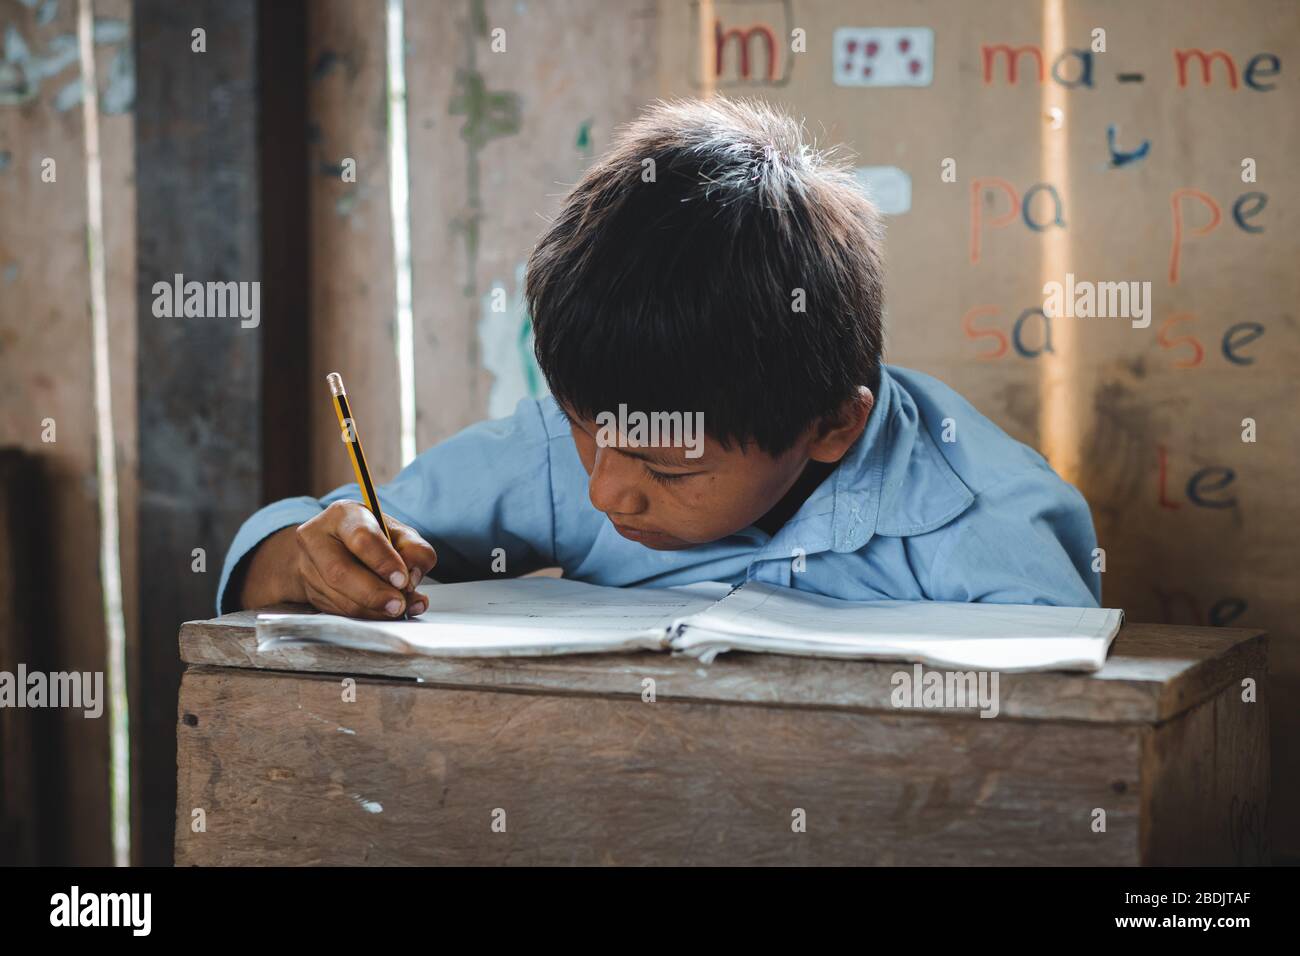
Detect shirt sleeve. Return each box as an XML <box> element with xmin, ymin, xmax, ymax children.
<box><xmin>924</xmin><ymin>473</ymin><xmax>1102</xmax><ymax>607</ymax></box>
<box><xmin>216</xmin><ymin>397</ymin><xmax>558</xmax><ymax>615</ymax></box>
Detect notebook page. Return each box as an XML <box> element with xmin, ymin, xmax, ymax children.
<box><xmin>256</xmin><ymin>577</ymin><xmax>726</xmax><ymax>658</ymax></box>
<box><xmin>673</xmin><ymin>581</ymin><xmax>1123</xmax><ymax>671</ymax></box>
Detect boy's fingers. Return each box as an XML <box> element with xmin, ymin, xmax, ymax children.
<box><xmin>304</xmin><ymin>546</ymin><xmax>407</xmax><ymax>619</ymax></box>
<box><xmin>404</xmin><ymin>588</ymin><xmax>428</xmax><ymax>616</ymax></box>
<box><xmin>387</xmin><ymin>520</ymin><xmax>438</xmax><ymax>584</ymax></box>
<box><xmin>299</xmin><ymin>561</ymin><xmax>357</xmax><ymax>616</ymax></box>
<box><xmin>334</xmin><ymin>508</ymin><xmax>410</xmax><ymax>589</ymax></box>
<box><xmin>301</xmin><ymin>574</ymin><xmax>363</xmax><ymax>619</ymax></box>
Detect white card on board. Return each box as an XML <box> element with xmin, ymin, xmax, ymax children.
<box><xmin>834</xmin><ymin>27</ymin><xmax>935</xmax><ymax>87</ymax></box>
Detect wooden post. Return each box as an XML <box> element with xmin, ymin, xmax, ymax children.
<box><xmin>133</xmin><ymin>0</ymin><xmax>310</xmax><ymax>865</ymax></box>
<box><xmin>0</xmin><ymin>451</ymin><xmax>50</xmax><ymax>865</ymax></box>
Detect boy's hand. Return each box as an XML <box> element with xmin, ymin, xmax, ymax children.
<box><xmin>242</xmin><ymin>500</ymin><xmax>437</xmax><ymax>618</ymax></box>
<box><xmin>297</xmin><ymin>501</ymin><xmax>438</xmax><ymax>618</ymax></box>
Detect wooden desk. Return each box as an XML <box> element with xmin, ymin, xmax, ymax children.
<box><xmin>175</xmin><ymin>610</ymin><xmax>1269</xmax><ymax>865</ymax></box>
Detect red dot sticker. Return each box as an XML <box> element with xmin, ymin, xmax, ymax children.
<box><xmin>899</xmin><ymin>37</ymin><xmax>911</xmax><ymax>53</ymax></box>
<box><xmin>909</xmin><ymin>58</ymin><xmax>921</xmax><ymax>75</ymax></box>
<box><xmin>866</xmin><ymin>40</ymin><xmax>879</xmax><ymax>57</ymax></box>
<box><xmin>863</xmin><ymin>65</ymin><xmax>872</xmax><ymax>76</ymax></box>
<box><xmin>846</xmin><ymin>40</ymin><xmax>857</xmax><ymax>53</ymax></box>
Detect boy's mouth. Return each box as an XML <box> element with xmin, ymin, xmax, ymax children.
<box><xmin>611</xmin><ymin>521</ymin><xmax>665</xmax><ymax>544</ymax></box>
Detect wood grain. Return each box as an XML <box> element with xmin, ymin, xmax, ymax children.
<box><xmin>134</xmin><ymin>0</ymin><xmax>265</xmax><ymax>865</ymax></box>
<box><xmin>175</xmin><ymin>666</ymin><xmax>1147</xmax><ymax>865</ymax></box>
<box><xmin>307</xmin><ymin>0</ymin><xmax>401</xmax><ymax>491</ymax></box>
<box><xmin>1142</xmin><ymin>678</ymin><xmax>1271</xmax><ymax>865</ymax></box>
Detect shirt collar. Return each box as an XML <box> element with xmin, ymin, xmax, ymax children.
<box><xmin>757</xmin><ymin>366</ymin><xmax>975</xmax><ymax>557</ymax></box>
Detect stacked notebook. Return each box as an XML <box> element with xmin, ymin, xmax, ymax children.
<box><xmin>255</xmin><ymin>577</ymin><xmax>1123</xmax><ymax>672</ymax></box>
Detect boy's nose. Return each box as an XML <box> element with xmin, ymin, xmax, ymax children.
<box><xmin>587</xmin><ymin>447</ymin><xmax>647</xmax><ymax>517</ymax></box>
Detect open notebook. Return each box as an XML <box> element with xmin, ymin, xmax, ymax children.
<box><xmin>255</xmin><ymin>577</ymin><xmax>1123</xmax><ymax>672</ymax></box>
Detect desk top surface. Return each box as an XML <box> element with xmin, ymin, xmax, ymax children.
<box><xmin>179</xmin><ymin>607</ymin><xmax>1265</xmax><ymax>725</ymax></box>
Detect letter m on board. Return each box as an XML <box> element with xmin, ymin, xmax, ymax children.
<box><xmin>717</xmin><ymin>22</ymin><xmax>776</xmax><ymax>80</ymax></box>
<box><xmin>696</xmin><ymin>0</ymin><xmax>793</xmax><ymax>87</ymax></box>
<box><xmin>1174</xmin><ymin>49</ymin><xmax>1239</xmax><ymax>88</ymax></box>
<box><xmin>982</xmin><ymin>44</ymin><xmax>1045</xmax><ymax>84</ymax></box>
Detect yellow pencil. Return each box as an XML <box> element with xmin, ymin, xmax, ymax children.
<box><xmin>326</xmin><ymin>372</ymin><xmax>395</xmax><ymax>548</ymax></box>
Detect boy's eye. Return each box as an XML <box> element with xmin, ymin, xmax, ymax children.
<box><xmin>645</xmin><ymin>466</ymin><xmax>689</xmax><ymax>485</ymax></box>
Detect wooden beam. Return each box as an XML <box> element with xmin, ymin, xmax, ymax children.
<box><xmin>258</xmin><ymin>0</ymin><xmax>311</xmax><ymax>503</ymax></box>
<box><xmin>0</xmin><ymin>451</ymin><xmax>50</xmax><ymax>865</ymax></box>
<box><xmin>134</xmin><ymin>0</ymin><xmax>305</xmax><ymax>865</ymax></box>
<box><xmin>306</xmin><ymin>0</ymin><xmax>400</xmax><ymax>492</ymax></box>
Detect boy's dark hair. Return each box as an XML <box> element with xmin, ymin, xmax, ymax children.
<box><xmin>527</xmin><ymin>97</ymin><xmax>884</xmax><ymax>456</ymax></box>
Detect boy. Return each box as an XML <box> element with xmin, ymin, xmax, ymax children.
<box><xmin>220</xmin><ymin>98</ymin><xmax>1099</xmax><ymax>619</ymax></box>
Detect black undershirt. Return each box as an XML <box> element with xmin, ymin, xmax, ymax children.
<box><xmin>753</xmin><ymin>458</ymin><xmax>838</xmax><ymax>537</ymax></box>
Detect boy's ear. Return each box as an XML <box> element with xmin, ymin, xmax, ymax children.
<box><xmin>807</xmin><ymin>386</ymin><xmax>874</xmax><ymax>463</ymax></box>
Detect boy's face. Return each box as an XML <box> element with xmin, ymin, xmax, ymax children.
<box><xmin>558</xmin><ymin>392</ymin><xmax>872</xmax><ymax>549</ymax></box>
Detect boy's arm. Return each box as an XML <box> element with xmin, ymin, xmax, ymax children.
<box><xmin>217</xmin><ymin>398</ymin><xmax>559</xmax><ymax>615</ymax></box>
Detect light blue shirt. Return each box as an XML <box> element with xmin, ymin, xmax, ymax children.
<box><xmin>217</xmin><ymin>365</ymin><xmax>1101</xmax><ymax>615</ymax></box>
